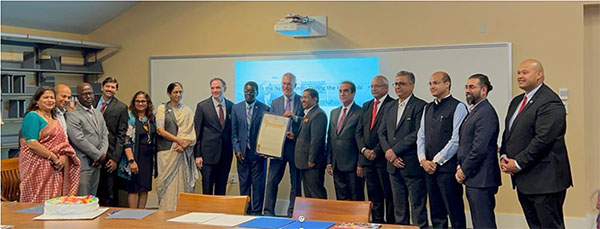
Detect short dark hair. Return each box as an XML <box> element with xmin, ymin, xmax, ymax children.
<box><xmin>340</xmin><ymin>81</ymin><xmax>356</xmax><ymax>93</ymax></box>
<box><xmin>167</xmin><ymin>82</ymin><xmax>183</xmax><ymax>94</ymax></box>
<box><xmin>469</xmin><ymin>73</ymin><xmax>493</xmax><ymax>93</ymax></box>
<box><xmin>396</xmin><ymin>71</ymin><xmax>415</xmax><ymax>84</ymax></box>
<box><xmin>26</xmin><ymin>86</ymin><xmax>57</xmax><ymax>118</ymax></box>
<box><xmin>102</xmin><ymin>76</ymin><xmax>119</xmax><ymax>89</ymax></box>
<box><xmin>304</xmin><ymin>88</ymin><xmax>319</xmax><ymax>103</ymax></box>
<box><xmin>210</xmin><ymin>78</ymin><xmax>226</xmax><ymax>87</ymax></box>
<box><xmin>244</xmin><ymin>81</ymin><xmax>259</xmax><ymax>94</ymax></box>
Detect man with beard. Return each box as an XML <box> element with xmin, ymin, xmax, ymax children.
<box><xmin>456</xmin><ymin>73</ymin><xmax>501</xmax><ymax>228</ymax></box>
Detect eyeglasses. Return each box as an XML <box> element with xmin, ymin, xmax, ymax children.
<box><xmin>135</xmin><ymin>100</ymin><xmax>147</xmax><ymax>104</ymax></box>
<box><xmin>394</xmin><ymin>82</ymin><xmax>410</xmax><ymax>87</ymax></box>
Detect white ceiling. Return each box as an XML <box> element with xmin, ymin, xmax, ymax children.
<box><xmin>1</xmin><ymin>1</ymin><xmax>138</xmax><ymax>34</ymax></box>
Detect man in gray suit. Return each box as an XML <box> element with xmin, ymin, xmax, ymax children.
<box><xmin>66</xmin><ymin>83</ymin><xmax>109</xmax><ymax>196</ymax></box>
<box><xmin>378</xmin><ymin>71</ymin><xmax>428</xmax><ymax>227</ymax></box>
<box><xmin>326</xmin><ymin>81</ymin><xmax>365</xmax><ymax>201</ymax></box>
<box><xmin>295</xmin><ymin>88</ymin><xmax>328</xmax><ymax>199</ymax></box>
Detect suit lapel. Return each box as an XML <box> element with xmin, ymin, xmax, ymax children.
<box><xmin>396</xmin><ymin>97</ymin><xmax>413</xmax><ymax>131</ymax></box>
<box><xmin>332</xmin><ymin>107</ymin><xmax>340</xmax><ymax>135</ymax></box>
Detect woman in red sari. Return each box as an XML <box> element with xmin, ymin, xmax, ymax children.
<box><xmin>19</xmin><ymin>86</ymin><xmax>81</xmax><ymax>203</ymax></box>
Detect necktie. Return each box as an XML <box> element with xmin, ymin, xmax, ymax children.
<box><xmin>218</xmin><ymin>104</ymin><xmax>225</xmax><ymax>126</ymax></box>
<box><xmin>285</xmin><ymin>97</ymin><xmax>291</xmax><ymax>112</ymax></box>
<box><xmin>517</xmin><ymin>95</ymin><xmax>528</xmax><ymax>114</ymax></box>
<box><xmin>337</xmin><ymin>107</ymin><xmax>347</xmax><ymax>134</ymax></box>
<box><xmin>246</xmin><ymin>105</ymin><xmax>252</xmax><ymax>149</ymax></box>
<box><xmin>99</xmin><ymin>102</ymin><xmax>107</xmax><ymax>114</ymax></box>
<box><xmin>370</xmin><ymin>100</ymin><xmax>380</xmax><ymax>130</ymax></box>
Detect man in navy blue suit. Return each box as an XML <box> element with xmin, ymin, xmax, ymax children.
<box><xmin>456</xmin><ymin>74</ymin><xmax>501</xmax><ymax>228</ymax></box>
<box><xmin>264</xmin><ymin>73</ymin><xmax>303</xmax><ymax>217</ymax></box>
<box><xmin>232</xmin><ymin>81</ymin><xmax>270</xmax><ymax>215</ymax></box>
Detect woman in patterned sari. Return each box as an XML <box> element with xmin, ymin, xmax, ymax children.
<box><xmin>19</xmin><ymin>86</ymin><xmax>81</xmax><ymax>203</ymax></box>
<box><xmin>155</xmin><ymin>82</ymin><xmax>197</xmax><ymax>210</ymax></box>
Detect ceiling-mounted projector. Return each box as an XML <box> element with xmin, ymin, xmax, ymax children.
<box><xmin>274</xmin><ymin>14</ymin><xmax>327</xmax><ymax>38</ymax></box>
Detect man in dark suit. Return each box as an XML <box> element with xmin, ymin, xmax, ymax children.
<box><xmin>455</xmin><ymin>73</ymin><xmax>501</xmax><ymax>228</ymax></box>
<box><xmin>93</xmin><ymin>77</ymin><xmax>129</xmax><ymax>207</ymax></box>
<box><xmin>500</xmin><ymin>59</ymin><xmax>572</xmax><ymax>228</ymax></box>
<box><xmin>294</xmin><ymin>88</ymin><xmax>328</xmax><ymax>199</ymax></box>
<box><xmin>264</xmin><ymin>73</ymin><xmax>303</xmax><ymax>217</ymax></box>
<box><xmin>417</xmin><ymin>71</ymin><xmax>467</xmax><ymax>228</ymax></box>
<box><xmin>231</xmin><ymin>81</ymin><xmax>270</xmax><ymax>215</ymax></box>
<box><xmin>326</xmin><ymin>81</ymin><xmax>365</xmax><ymax>201</ymax></box>
<box><xmin>194</xmin><ymin>77</ymin><xmax>234</xmax><ymax>195</ymax></box>
<box><xmin>378</xmin><ymin>71</ymin><xmax>428</xmax><ymax>227</ymax></box>
<box><xmin>356</xmin><ymin>75</ymin><xmax>395</xmax><ymax>223</ymax></box>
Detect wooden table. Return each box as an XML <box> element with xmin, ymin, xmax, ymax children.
<box><xmin>1</xmin><ymin>202</ymin><xmax>418</xmax><ymax>228</ymax></box>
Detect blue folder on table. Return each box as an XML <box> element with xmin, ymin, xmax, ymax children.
<box><xmin>15</xmin><ymin>205</ymin><xmax>43</xmax><ymax>214</ymax></box>
<box><xmin>238</xmin><ymin>217</ymin><xmax>296</xmax><ymax>229</ymax></box>
<box><xmin>280</xmin><ymin>220</ymin><xmax>335</xmax><ymax>229</ymax></box>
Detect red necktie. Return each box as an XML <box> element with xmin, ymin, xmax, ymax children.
<box><xmin>370</xmin><ymin>100</ymin><xmax>380</xmax><ymax>130</ymax></box>
<box><xmin>337</xmin><ymin>107</ymin><xmax>347</xmax><ymax>134</ymax></box>
<box><xmin>99</xmin><ymin>102</ymin><xmax>107</xmax><ymax>114</ymax></box>
<box><xmin>517</xmin><ymin>95</ymin><xmax>528</xmax><ymax>114</ymax></box>
<box><xmin>218</xmin><ymin>104</ymin><xmax>225</xmax><ymax>126</ymax></box>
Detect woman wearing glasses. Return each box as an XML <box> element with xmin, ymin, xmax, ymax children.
<box><xmin>122</xmin><ymin>91</ymin><xmax>157</xmax><ymax>208</ymax></box>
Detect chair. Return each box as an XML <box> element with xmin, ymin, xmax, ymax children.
<box><xmin>176</xmin><ymin>192</ymin><xmax>249</xmax><ymax>215</ymax></box>
<box><xmin>1</xmin><ymin>157</ymin><xmax>20</xmax><ymax>201</ymax></box>
<box><xmin>292</xmin><ymin>197</ymin><xmax>372</xmax><ymax>223</ymax></box>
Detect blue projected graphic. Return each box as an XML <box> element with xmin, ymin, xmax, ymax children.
<box><xmin>234</xmin><ymin>57</ymin><xmax>379</xmax><ymax>117</ymax></box>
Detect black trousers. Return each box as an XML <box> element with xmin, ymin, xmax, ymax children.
<box><xmin>201</xmin><ymin>156</ymin><xmax>232</xmax><ymax>195</ymax></box>
<box><xmin>301</xmin><ymin>168</ymin><xmax>327</xmax><ymax>199</ymax></box>
<box><xmin>237</xmin><ymin>154</ymin><xmax>267</xmax><ymax>215</ymax></box>
<box><xmin>425</xmin><ymin>171</ymin><xmax>466</xmax><ymax>229</ymax></box>
<box><xmin>517</xmin><ymin>190</ymin><xmax>567</xmax><ymax>229</ymax></box>
<box><xmin>389</xmin><ymin>170</ymin><xmax>428</xmax><ymax>228</ymax></box>
<box><xmin>97</xmin><ymin>167</ymin><xmax>119</xmax><ymax>206</ymax></box>
<box><xmin>465</xmin><ymin>186</ymin><xmax>498</xmax><ymax>229</ymax></box>
<box><xmin>364</xmin><ymin>165</ymin><xmax>395</xmax><ymax>224</ymax></box>
<box><xmin>333</xmin><ymin>167</ymin><xmax>365</xmax><ymax>201</ymax></box>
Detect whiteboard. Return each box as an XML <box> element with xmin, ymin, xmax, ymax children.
<box><xmin>150</xmin><ymin>42</ymin><xmax>512</xmax><ymax>133</ymax></box>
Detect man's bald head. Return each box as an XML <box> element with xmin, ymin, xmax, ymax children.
<box><xmin>77</xmin><ymin>82</ymin><xmax>94</xmax><ymax>108</ymax></box>
<box><xmin>517</xmin><ymin>59</ymin><xmax>545</xmax><ymax>92</ymax></box>
<box><xmin>55</xmin><ymin>84</ymin><xmax>72</xmax><ymax>109</ymax></box>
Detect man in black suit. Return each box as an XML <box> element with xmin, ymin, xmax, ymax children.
<box><xmin>194</xmin><ymin>78</ymin><xmax>234</xmax><ymax>195</ymax></box>
<box><xmin>378</xmin><ymin>71</ymin><xmax>428</xmax><ymax>227</ymax></box>
<box><xmin>326</xmin><ymin>81</ymin><xmax>365</xmax><ymax>201</ymax></box>
<box><xmin>94</xmin><ymin>77</ymin><xmax>128</xmax><ymax>207</ymax></box>
<box><xmin>294</xmin><ymin>88</ymin><xmax>328</xmax><ymax>199</ymax></box>
<box><xmin>263</xmin><ymin>73</ymin><xmax>303</xmax><ymax>217</ymax></box>
<box><xmin>417</xmin><ymin>71</ymin><xmax>467</xmax><ymax>228</ymax></box>
<box><xmin>455</xmin><ymin>74</ymin><xmax>501</xmax><ymax>228</ymax></box>
<box><xmin>356</xmin><ymin>75</ymin><xmax>395</xmax><ymax>223</ymax></box>
<box><xmin>500</xmin><ymin>59</ymin><xmax>572</xmax><ymax>228</ymax></box>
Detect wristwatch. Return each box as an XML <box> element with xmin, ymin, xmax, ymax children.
<box><xmin>128</xmin><ymin>159</ymin><xmax>135</xmax><ymax>164</ymax></box>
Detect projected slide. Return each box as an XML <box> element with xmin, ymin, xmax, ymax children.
<box><xmin>235</xmin><ymin>57</ymin><xmax>379</xmax><ymax>117</ymax></box>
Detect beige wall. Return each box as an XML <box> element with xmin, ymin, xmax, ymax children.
<box><xmin>3</xmin><ymin>1</ymin><xmax>595</xmax><ymax>218</ymax></box>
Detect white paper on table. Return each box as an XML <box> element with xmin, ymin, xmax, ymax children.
<box><xmin>200</xmin><ymin>214</ymin><xmax>257</xmax><ymax>227</ymax></box>
<box><xmin>33</xmin><ymin>208</ymin><xmax>108</xmax><ymax>220</ymax></box>
<box><xmin>167</xmin><ymin>212</ymin><xmax>224</xmax><ymax>224</ymax></box>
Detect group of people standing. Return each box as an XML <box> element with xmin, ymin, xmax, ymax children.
<box><xmin>18</xmin><ymin>58</ymin><xmax>572</xmax><ymax>229</ymax></box>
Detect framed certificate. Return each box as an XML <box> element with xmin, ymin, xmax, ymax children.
<box><xmin>256</xmin><ymin>113</ymin><xmax>290</xmax><ymax>158</ymax></box>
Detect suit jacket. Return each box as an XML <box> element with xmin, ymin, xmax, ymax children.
<box><xmin>326</xmin><ymin>103</ymin><xmax>362</xmax><ymax>172</ymax></box>
<box><xmin>66</xmin><ymin>102</ymin><xmax>109</xmax><ymax>170</ymax></box>
<box><xmin>356</xmin><ymin>95</ymin><xmax>395</xmax><ymax>167</ymax></box>
<box><xmin>269</xmin><ymin>93</ymin><xmax>304</xmax><ymax>158</ymax></box>
<box><xmin>294</xmin><ymin>105</ymin><xmax>327</xmax><ymax>170</ymax></box>
<box><xmin>500</xmin><ymin>84</ymin><xmax>572</xmax><ymax>194</ymax></box>
<box><xmin>378</xmin><ymin>95</ymin><xmax>427</xmax><ymax>176</ymax></box>
<box><xmin>231</xmin><ymin>100</ymin><xmax>270</xmax><ymax>161</ymax></box>
<box><xmin>457</xmin><ymin>99</ymin><xmax>501</xmax><ymax>188</ymax></box>
<box><xmin>194</xmin><ymin>97</ymin><xmax>234</xmax><ymax>165</ymax></box>
<box><xmin>94</xmin><ymin>97</ymin><xmax>128</xmax><ymax>163</ymax></box>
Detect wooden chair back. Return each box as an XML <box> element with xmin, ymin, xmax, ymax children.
<box><xmin>176</xmin><ymin>193</ymin><xmax>249</xmax><ymax>215</ymax></box>
<box><xmin>1</xmin><ymin>157</ymin><xmax>20</xmax><ymax>201</ymax></box>
<box><xmin>292</xmin><ymin>197</ymin><xmax>372</xmax><ymax>223</ymax></box>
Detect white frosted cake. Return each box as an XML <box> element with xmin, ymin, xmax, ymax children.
<box><xmin>44</xmin><ymin>195</ymin><xmax>99</xmax><ymax>216</ymax></box>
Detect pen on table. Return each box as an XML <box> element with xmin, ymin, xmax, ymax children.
<box><xmin>108</xmin><ymin>209</ymin><xmax>121</xmax><ymax>215</ymax></box>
